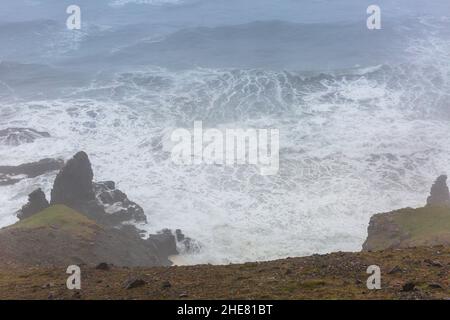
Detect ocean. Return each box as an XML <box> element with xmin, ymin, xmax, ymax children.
<box><xmin>0</xmin><ymin>0</ymin><xmax>450</xmax><ymax>264</ymax></box>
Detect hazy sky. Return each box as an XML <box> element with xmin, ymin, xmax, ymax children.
<box><xmin>1</xmin><ymin>0</ymin><xmax>449</xmax><ymax>26</ymax></box>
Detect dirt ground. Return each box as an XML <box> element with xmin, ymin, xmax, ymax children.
<box><xmin>0</xmin><ymin>246</ymin><xmax>448</xmax><ymax>300</ymax></box>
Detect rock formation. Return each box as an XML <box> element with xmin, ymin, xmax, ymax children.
<box><xmin>148</xmin><ymin>229</ymin><xmax>178</xmax><ymax>258</ymax></box>
<box><xmin>51</xmin><ymin>151</ymin><xmax>96</xmax><ymax>207</ymax></box>
<box><xmin>0</xmin><ymin>158</ymin><xmax>64</xmax><ymax>186</ymax></box>
<box><xmin>94</xmin><ymin>181</ymin><xmax>147</xmax><ymax>225</ymax></box>
<box><xmin>17</xmin><ymin>189</ymin><xmax>49</xmax><ymax>220</ymax></box>
<box><xmin>50</xmin><ymin>152</ymin><xmax>147</xmax><ymax>226</ymax></box>
<box><xmin>0</xmin><ymin>128</ymin><xmax>50</xmax><ymax>146</ymax></box>
<box><xmin>426</xmin><ymin>175</ymin><xmax>450</xmax><ymax>207</ymax></box>
<box><xmin>7</xmin><ymin>151</ymin><xmax>198</xmax><ymax>267</ymax></box>
<box><xmin>363</xmin><ymin>175</ymin><xmax>450</xmax><ymax>251</ymax></box>
<box><xmin>2</xmin><ymin>205</ymin><xmax>172</xmax><ymax>267</ymax></box>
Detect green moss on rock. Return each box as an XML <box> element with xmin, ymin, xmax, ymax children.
<box><xmin>363</xmin><ymin>206</ymin><xmax>450</xmax><ymax>251</ymax></box>
<box><xmin>7</xmin><ymin>205</ymin><xmax>99</xmax><ymax>239</ymax></box>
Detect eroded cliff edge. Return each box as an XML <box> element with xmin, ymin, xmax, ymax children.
<box><xmin>363</xmin><ymin>175</ymin><xmax>450</xmax><ymax>251</ymax></box>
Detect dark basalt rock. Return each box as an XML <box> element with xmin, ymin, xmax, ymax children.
<box><xmin>94</xmin><ymin>181</ymin><xmax>147</xmax><ymax>224</ymax></box>
<box><xmin>0</xmin><ymin>128</ymin><xmax>50</xmax><ymax>146</ymax></box>
<box><xmin>17</xmin><ymin>189</ymin><xmax>49</xmax><ymax>220</ymax></box>
<box><xmin>148</xmin><ymin>229</ymin><xmax>178</xmax><ymax>258</ymax></box>
<box><xmin>0</xmin><ymin>158</ymin><xmax>64</xmax><ymax>186</ymax></box>
<box><xmin>49</xmin><ymin>152</ymin><xmax>112</xmax><ymax>227</ymax></box>
<box><xmin>147</xmin><ymin>229</ymin><xmax>200</xmax><ymax>259</ymax></box>
<box><xmin>426</xmin><ymin>175</ymin><xmax>450</xmax><ymax>207</ymax></box>
<box><xmin>51</xmin><ymin>151</ymin><xmax>95</xmax><ymax>207</ymax></box>
<box><xmin>50</xmin><ymin>152</ymin><xmax>147</xmax><ymax>227</ymax></box>
<box><xmin>13</xmin><ymin>151</ymin><xmax>198</xmax><ymax>266</ymax></box>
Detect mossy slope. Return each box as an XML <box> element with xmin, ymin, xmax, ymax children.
<box><xmin>0</xmin><ymin>205</ymin><xmax>165</xmax><ymax>267</ymax></box>
<box><xmin>7</xmin><ymin>205</ymin><xmax>99</xmax><ymax>239</ymax></box>
<box><xmin>363</xmin><ymin>206</ymin><xmax>450</xmax><ymax>251</ymax></box>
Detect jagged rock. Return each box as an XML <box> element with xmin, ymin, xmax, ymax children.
<box><xmin>0</xmin><ymin>158</ymin><xmax>64</xmax><ymax>186</ymax></box>
<box><xmin>94</xmin><ymin>181</ymin><xmax>147</xmax><ymax>224</ymax></box>
<box><xmin>11</xmin><ymin>151</ymin><xmax>197</xmax><ymax>266</ymax></box>
<box><xmin>51</xmin><ymin>151</ymin><xmax>95</xmax><ymax>207</ymax></box>
<box><xmin>49</xmin><ymin>152</ymin><xmax>113</xmax><ymax>227</ymax></box>
<box><xmin>175</xmin><ymin>229</ymin><xmax>185</xmax><ymax>242</ymax></box>
<box><xmin>148</xmin><ymin>229</ymin><xmax>178</xmax><ymax>258</ymax></box>
<box><xmin>50</xmin><ymin>152</ymin><xmax>147</xmax><ymax>226</ymax></box>
<box><xmin>0</xmin><ymin>128</ymin><xmax>50</xmax><ymax>146</ymax></box>
<box><xmin>426</xmin><ymin>175</ymin><xmax>450</xmax><ymax>207</ymax></box>
<box><xmin>17</xmin><ymin>189</ymin><xmax>49</xmax><ymax>220</ymax></box>
<box><xmin>145</xmin><ymin>229</ymin><xmax>200</xmax><ymax>260</ymax></box>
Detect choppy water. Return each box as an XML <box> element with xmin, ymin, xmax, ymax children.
<box><xmin>0</xmin><ymin>0</ymin><xmax>450</xmax><ymax>264</ymax></box>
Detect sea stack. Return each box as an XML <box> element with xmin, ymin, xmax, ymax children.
<box><xmin>426</xmin><ymin>175</ymin><xmax>450</xmax><ymax>207</ymax></box>
<box><xmin>50</xmin><ymin>151</ymin><xmax>95</xmax><ymax>207</ymax></box>
<box><xmin>17</xmin><ymin>188</ymin><xmax>49</xmax><ymax>220</ymax></box>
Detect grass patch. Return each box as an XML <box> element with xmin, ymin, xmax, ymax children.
<box><xmin>392</xmin><ymin>206</ymin><xmax>450</xmax><ymax>243</ymax></box>
<box><xmin>7</xmin><ymin>205</ymin><xmax>99</xmax><ymax>239</ymax></box>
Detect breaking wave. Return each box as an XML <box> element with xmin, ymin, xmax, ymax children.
<box><xmin>0</xmin><ymin>14</ymin><xmax>450</xmax><ymax>264</ymax></box>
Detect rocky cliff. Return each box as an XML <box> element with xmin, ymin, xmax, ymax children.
<box><xmin>0</xmin><ymin>205</ymin><xmax>170</xmax><ymax>267</ymax></box>
<box><xmin>363</xmin><ymin>175</ymin><xmax>450</xmax><ymax>251</ymax></box>
<box><xmin>0</xmin><ymin>151</ymin><xmax>193</xmax><ymax>267</ymax></box>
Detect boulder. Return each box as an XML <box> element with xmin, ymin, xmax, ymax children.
<box><xmin>94</xmin><ymin>181</ymin><xmax>147</xmax><ymax>224</ymax></box>
<box><xmin>95</xmin><ymin>262</ymin><xmax>110</xmax><ymax>270</ymax></box>
<box><xmin>148</xmin><ymin>229</ymin><xmax>178</xmax><ymax>258</ymax></box>
<box><xmin>0</xmin><ymin>128</ymin><xmax>50</xmax><ymax>146</ymax></box>
<box><xmin>146</xmin><ymin>229</ymin><xmax>200</xmax><ymax>259</ymax></box>
<box><xmin>426</xmin><ymin>175</ymin><xmax>450</xmax><ymax>207</ymax></box>
<box><xmin>0</xmin><ymin>158</ymin><xmax>64</xmax><ymax>186</ymax></box>
<box><xmin>17</xmin><ymin>189</ymin><xmax>49</xmax><ymax>220</ymax></box>
<box><xmin>123</xmin><ymin>277</ymin><xmax>147</xmax><ymax>290</ymax></box>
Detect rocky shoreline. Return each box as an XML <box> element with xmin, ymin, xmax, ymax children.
<box><xmin>0</xmin><ymin>145</ymin><xmax>449</xmax><ymax>299</ymax></box>
<box><xmin>0</xmin><ymin>151</ymin><xmax>197</xmax><ymax>268</ymax></box>
<box><xmin>363</xmin><ymin>175</ymin><xmax>450</xmax><ymax>251</ymax></box>
<box><xmin>1</xmin><ymin>149</ymin><xmax>450</xmax><ymax>269</ymax></box>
